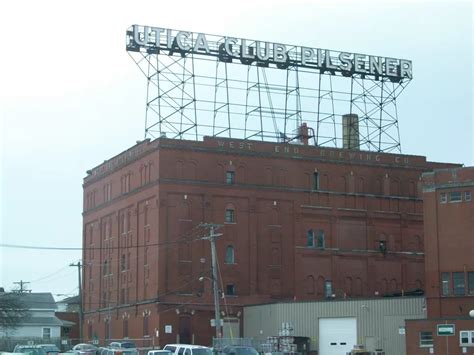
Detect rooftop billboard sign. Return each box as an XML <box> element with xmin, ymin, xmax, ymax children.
<box><xmin>126</xmin><ymin>25</ymin><xmax>412</xmax><ymax>83</ymax></box>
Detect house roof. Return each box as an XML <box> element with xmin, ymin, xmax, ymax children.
<box><xmin>8</xmin><ymin>292</ymin><xmax>57</xmax><ymax>310</ymax></box>
<box><xmin>57</xmin><ymin>295</ymin><xmax>80</xmax><ymax>305</ymax></box>
<box><xmin>19</xmin><ymin>316</ymin><xmax>65</xmax><ymax>327</ymax></box>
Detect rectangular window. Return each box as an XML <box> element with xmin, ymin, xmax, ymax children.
<box><xmin>42</xmin><ymin>327</ymin><xmax>51</xmax><ymax>341</ymax></box>
<box><xmin>121</xmin><ymin>254</ymin><xmax>126</xmax><ymax>271</ymax></box>
<box><xmin>465</xmin><ymin>191</ymin><xmax>472</xmax><ymax>202</ymax></box>
<box><xmin>313</xmin><ymin>172</ymin><xmax>319</xmax><ymax>190</ymax></box>
<box><xmin>453</xmin><ymin>272</ymin><xmax>465</xmax><ymax>295</ymax></box>
<box><xmin>450</xmin><ymin>191</ymin><xmax>462</xmax><ymax>202</ymax></box>
<box><xmin>441</xmin><ymin>272</ymin><xmax>451</xmax><ymax>296</ymax></box>
<box><xmin>226</xmin><ymin>284</ymin><xmax>236</xmax><ymax>296</ymax></box>
<box><xmin>459</xmin><ymin>330</ymin><xmax>474</xmax><ymax>346</ymax></box>
<box><xmin>419</xmin><ymin>331</ymin><xmax>433</xmax><ymax>347</ymax></box>
<box><xmin>307</xmin><ymin>229</ymin><xmax>315</xmax><ymax>247</ymax></box>
<box><xmin>468</xmin><ymin>272</ymin><xmax>474</xmax><ymax>295</ymax></box>
<box><xmin>440</xmin><ymin>193</ymin><xmax>447</xmax><ymax>203</ymax></box>
<box><xmin>317</xmin><ymin>229</ymin><xmax>325</xmax><ymax>249</ymax></box>
<box><xmin>226</xmin><ymin>171</ymin><xmax>235</xmax><ymax>185</ymax></box>
<box><xmin>324</xmin><ymin>280</ymin><xmax>333</xmax><ymax>298</ymax></box>
<box><xmin>225</xmin><ymin>209</ymin><xmax>235</xmax><ymax>223</ymax></box>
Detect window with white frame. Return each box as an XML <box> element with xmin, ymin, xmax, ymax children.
<box><xmin>440</xmin><ymin>193</ymin><xmax>447</xmax><ymax>203</ymax></box>
<box><xmin>419</xmin><ymin>331</ymin><xmax>433</xmax><ymax>347</ymax></box>
<box><xmin>42</xmin><ymin>327</ymin><xmax>51</xmax><ymax>340</ymax></box>
<box><xmin>465</xmin><ymin>191</ymin><xmax>472</xmax><ymax>202</ymax></box>
<box><xmin>441</xmin><ymin>272</ymin><xmax>451</xmax><ymax>296</ymax></box>
<box><xmin>449</xmin><ymin>191</ymin><xmax>462</xmax><ymax>202</ymax></box>
<box><xmin>460</xmin><ymin>330</ymin><xmax>474</xmax><ymax>346</ymax></box>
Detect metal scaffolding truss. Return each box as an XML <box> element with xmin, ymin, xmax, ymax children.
<box><xmin>128</xmin><ymin>33</ymin><xmax>410</xmax><ymax>153</ymax></box>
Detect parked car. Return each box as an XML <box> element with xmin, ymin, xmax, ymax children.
<box><xmin>108</xmin><ymin>342</ymin><xmax>136</xmax><ymax>350</ymax></box>
<box><xmin>163</xmin><ymin>344</ymin><xmax>213</xmax><ymax>355</ymax></box>
<box><xmin>71</xmin><ymin>343</ymin><xmax>99</xmax><ymax>355</ymax></box>
<box><xmin>147</xmin><ymin>351</ymin><xmax>172</xmax><ymax>355</ymax></box>
<box><xmin>37</xmin><ymin>344</ymin><xmax>60</xmax><ymax>355</ymax></box>
<box><xmin>218</xmin><ymin>346</ymin><xmax>258</xmax><ymax>355</ymax></box>
<box><xmin>13</xmin><ymin>345</ymin><xmax>47</xmax><ymax>355</ymax></box>
<box><xmin>98</xmin><ymin>346</ymin><xmax>137</xmax><ymax>355</ymax></box>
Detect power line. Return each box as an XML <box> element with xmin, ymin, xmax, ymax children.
<box><xmin>0</xmin><ymin>235</ymin><xmax>202</xmax><ymax>251</ymax></box>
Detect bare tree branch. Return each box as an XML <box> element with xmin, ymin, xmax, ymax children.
<box><xmin>0</xmin><ymin>293</ymin><xmax>30</xmax><ymax>331</ymax></box>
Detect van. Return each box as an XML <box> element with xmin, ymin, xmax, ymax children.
<box><xmin>162</xmin><ymin>344</ymin><xmax>213</xmax><ymax>355</ymax></box>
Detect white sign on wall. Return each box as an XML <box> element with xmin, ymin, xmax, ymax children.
<box><xmin>165</xmin><ymin>325</ymin><xmax>172</xmax><ymax>334</ymax></box>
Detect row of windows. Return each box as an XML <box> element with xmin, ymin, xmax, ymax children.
<box><xmin>441</xmin><ymin>271</ymin><xmax>474</xmax><ymax>296</ymax></box>
<box><xmin>420</xmin><ymin>330</ymin><xmax>474</xmax><ymax>347</ymax></box>
<box><xmin>87</xmin><ymin>165</ymin><xmax>416</xmax><ymax>211</ymax></box>
<box><xmin>440</xmin><ymin>191</ymin><xmax>471</xmax><ymax>203</ymax></box>
<box><xmin>86</xmin><ymin>164</ymin><xmax>153</xmax><ymax>211</ymax></box>
<box><xmin>225</xmin><ymin>169</ymin><xmax>416</xmax><ymax>196</ymax></box>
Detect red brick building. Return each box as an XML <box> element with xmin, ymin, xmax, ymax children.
<box><xmin>82</xmin><ymin>136</ymin><xmax>457</xmax><ymax>347</ymax></box>
<box><xmin>406</xmin><ymin>167</ymin><xmax>474</xmax><ymax>355</ymax></box>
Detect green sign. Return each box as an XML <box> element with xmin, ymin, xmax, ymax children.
<box><xmin>437</xmin><ymin>324</ymin><xmax>455</xmax><ymax>336</ymax></box>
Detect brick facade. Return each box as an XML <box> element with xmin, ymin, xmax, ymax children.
<box><xmin>82</xmin><ymin>137</ymin><xmax>458</xmax><ymax>347</ymax></box>
<box><xmin>405</xmin><ymin>167</ymin><xmax>474</xmax><ymax>354</ymax></box>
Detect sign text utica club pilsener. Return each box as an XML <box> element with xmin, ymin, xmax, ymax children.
<box><xmin>127</xmin><ymin>25</ymin><xmax>412</xmax><ymax>82</ymax></box>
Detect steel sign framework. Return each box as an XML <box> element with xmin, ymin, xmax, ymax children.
<box><xmin>127</xmin><ymin>25</ymin><xmax>411</xmax><ymax>152</ymax></box>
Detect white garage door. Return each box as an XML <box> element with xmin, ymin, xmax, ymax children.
<box><xmin>319</xmin><ymin>317</ymin><xmax>357</xmax><ymax>355</ymax></box>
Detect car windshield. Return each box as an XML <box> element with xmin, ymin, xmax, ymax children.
<box><xmin>121</xmin><ymin>343</ymin><xmax>136</xmax><ymax>349</ymax></box>
<box><xmin>192</xmin><ymin>349</ymin><xmax>213</xmax><ymax>355</ymax></box>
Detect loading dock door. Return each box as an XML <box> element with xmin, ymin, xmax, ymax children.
<box><xmin>319</xmin><ymin>317</ymin><xmax>357</xmax><ymax>355</ymax></box>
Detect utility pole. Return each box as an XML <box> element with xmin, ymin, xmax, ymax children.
<box><xmin>201</xmin><ymin>224</ymin><xmax>223</xmax><ymax>341</ymax></box>
<box><xmin>13</xmin><ymin>280</ymin><xmax>31</xmax><ymax>293</ymax></box>
<box><xmin>70</xmin><ymin>262</ymin><xmax>83</xmax><ymax>343</ymax></box>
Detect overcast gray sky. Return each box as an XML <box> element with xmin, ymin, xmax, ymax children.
<box><xmin>1</xmin><ymin>0</ymin><xmax>472</xmax><ymax>299</ymax></box>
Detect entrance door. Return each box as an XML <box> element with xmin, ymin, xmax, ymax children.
<box><xmin>179</xmin><ymin>316</ymin><xmax>192</xmax><ymax>344</ymax></box>
<box><xmin>318</xmin><ymin>317</ymin><xmax>357</xmax><ymax>355</ymax></box>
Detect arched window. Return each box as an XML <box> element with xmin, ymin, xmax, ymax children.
<box><xmin>225</xmin><ymin>246</ymin><xmax>235</xmax><ymax>264</ymax></box>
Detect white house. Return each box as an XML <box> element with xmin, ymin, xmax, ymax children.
<box><xmin>1</xmin><ymin>292</ymin><xmax>66</xmax><ymax>341</ymax></box>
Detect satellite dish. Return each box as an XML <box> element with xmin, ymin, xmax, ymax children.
<box><xmin>469</xmin><ymin>309</ymin><xmax>474</xmax><ymax>318</ymax></box>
